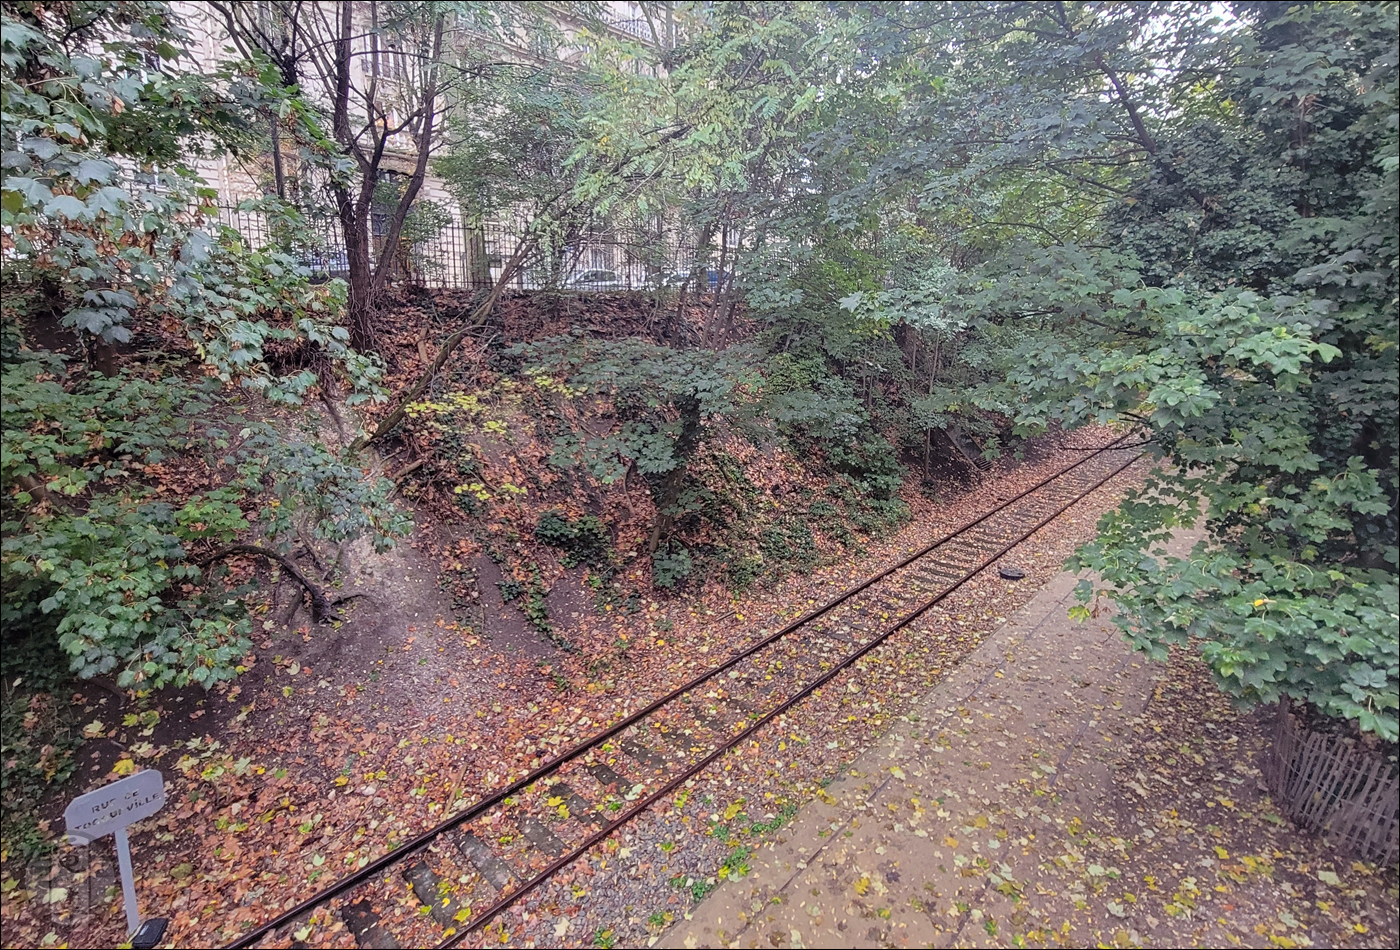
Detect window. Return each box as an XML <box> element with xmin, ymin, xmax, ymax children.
<box><xmin>377</xmin><ymin>41</ymin><xmax>408</xmax><ymax>83</ymax></box>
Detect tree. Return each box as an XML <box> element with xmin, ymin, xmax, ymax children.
<box><xmin>913</xmin><ymin>1</ymin><xmax>1399</xmax><ymax>738</ymax></box>
<box><xmin>677</xmin><ymin>0</ymin><xmax>1398</xmax><ymax>735</ymax></box>
<box><xmin>211</xmin><ymin>1</ymin><xmax>552</xmax><ymax>349</ymax></box>
<box><xmin>1</xmin><ymin>0</ymin><xmax>405</xmax><ymax>688</ymax></box>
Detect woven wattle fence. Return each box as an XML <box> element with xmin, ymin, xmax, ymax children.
<box><xmin>1263</xmin><ymin>700</ymin><xmax>1399</xmax><ymax>865</ymax></box>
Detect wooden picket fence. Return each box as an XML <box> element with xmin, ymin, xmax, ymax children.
<box><xmin>1263</xmin><ymin>700</ymin><xmax>1399</xmax><ymax>865</ymax></box>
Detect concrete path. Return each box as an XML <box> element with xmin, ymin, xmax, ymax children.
<box><xmin>662</xmin><ymin>568</ymin><xmax>1158</xmax><ymax>949</ymax></box>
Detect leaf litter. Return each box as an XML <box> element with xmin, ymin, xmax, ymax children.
<box><xmin>7</xmin><ymin>430</ymin><xmax>1389</xmax><ymax>949</ymax></box>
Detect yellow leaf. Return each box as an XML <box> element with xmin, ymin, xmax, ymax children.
<box><xmin>547</xmin><ymin>796</ymin><xmax>564</xmax><ymax>807</ymax></box>
<box><xmin>112</xmin><ymin>758</ymin><xmax>136</xmax><ymax>776</ymax></box>
<box><xmin>334</xmin><ymin>776</ymin><xmax>349</xmax><ymax>786</ymax></box>
<box><xmin>723</xmin><ymin>801</ymin><xmax>744</xmax><ymax>821</ymax></box>
<box><xmin>1215</xmin><ymin>846</ymin><xmax>1230</xmax><ymax>859</ymax></box>
<box><xmin>890</xmin><ymin>766</ymin><xmax>905</xmax><ymax>780</ymax></box>
<box><xmin>854</xmin><ymin>876</ymin><xmax>870</xmax><ymax>895</ymax></box>
<box><xmin>944</xmin><ymin>837</ymin><xmax>958</xmax><ymax>848</ymax></box>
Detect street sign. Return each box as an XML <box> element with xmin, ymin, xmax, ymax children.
<box><xmin>64</xmin><ymin>770</ymin><xmax>168</xmax><ymax>946</ymax></box>
<box><xmin>64</xmin><ymin>769</ymin><xmax>165</xmax><ymax>843</ymax></box>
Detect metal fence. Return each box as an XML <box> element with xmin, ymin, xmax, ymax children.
<box><xmin>212</xmin><ymin>204</ymin><xmax>702</xmax><ymax>292</ymax></box>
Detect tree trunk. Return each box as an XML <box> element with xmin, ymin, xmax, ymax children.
<box><xmin>269</xmin><ymin>115</ymin><xmax>285</xmax><ymax>199</ymax></box>
<box><xmin>701</xmin><ymin>224</ymin><xmax>732</xmax><ymax>347</ymax></box>
<box><xmin>340</xmin><ymin>187</ymin><xmax>378</xmax><ymax>350</ymax></box>
<box><xmin>466</xmin><ymin>226</ymin><xmax>490</xmax><ymax>287</ymax></box>
<box><xmin>369</xmin><ymin>15</ymin><xmax>446</xmax><ymax>301</ymax></box>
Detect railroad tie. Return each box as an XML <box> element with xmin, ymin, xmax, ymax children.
<box><xmin>662</xmin><ymin>709</ymin><xmax>726</xmax><ymax>750</ymax></box>
<box><xmin>584</xmin><ymin>760</ymin><xmax>627</xmax><ymax>790</ymax></box>
<box><xmin>620</xmin><ymin>733</ymin><xmax>671</xmax><ymax>771</ymax></box>
<box><xmin>875</xmin><ymin>596</ymin><xmax>906</xmax><ymax>615</ymax></box>
<box><xmin>453</xmin><ymin>832</ymin><xmax>516</xmax><ymax>891</ymax></box>
<box><xmin>914</xmin><ymin>564</ymin><xmax>962</xmax><ymax>582</ymax></box>
<box><xmin>342</xmin><ymin>898</ymin><xmax>401</xmax><ymax>950</ymax></box>
<box><xmin>403</xmin><ymin>861</ymin><xmax>462</xmax><ymax>928</ymax></box>
<box><xmin>553</xmin><ymin>782</ymin><xmax>604</xmax><ymax>828</ymax></box>
<box><xmin>519</xmin><ymin>815</ymin><xmax>567</xmax><ymax>857</ymax></box>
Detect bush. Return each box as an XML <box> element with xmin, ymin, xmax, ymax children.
<box><xmin>652</xmin><ymin>543</ymin><xmax>693</xmax><ymax>590</ymax></box>
<box><xmin>535</xmin><ymin>510</ymin><xmax>609</xmax><ymax>568</ymax></box>
<box><xmin>724</xmin><ymin>553</ymin><xmax>764</xmax><ymax>590</ymax></box>
<box><xmin>1</xmin><ymin>680</ymin><xmax>83</xmax><ymax>859</ymax></box>
<box><xmin>759</xmin><ymin>520</ymin><xmax>819</xmax><ymax>574</ymax></box>
<box><xmin>827</xmin><ymin>433</ymin><xmax>903</xmax><ymax>500</ymax></box>
<box><xmin>1</xmin><ymin>353</ymin><xmax>408</xmax><ymax>689</ymax></box>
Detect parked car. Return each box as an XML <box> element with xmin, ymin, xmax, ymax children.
<box><xmin>300</xmin><ymin>248</ymin><xmax>350</xmax><ymax>284</ymax></box>
<box><xmin>662</xmin><ymin>269</ymin><xmax>734</xmax><ymax>291</ymax></box>
<box><xmin>565</xmin><ymin>268</ymin><xmax>626</xmax><ymax>291</ymax></box>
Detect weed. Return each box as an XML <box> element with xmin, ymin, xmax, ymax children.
<box><xmin>719</xmin><ymin>845</ymin><xmax>754</xmax><ymax>880</ymax></box>
<box><xmin>499</xmin><ymin>567</ymin><xmax>572</xmax><ymax>651</ymax></box>
<box><xmin>747</xmin><ymin>802</ymin><xmax>799</xmax><ymax>835</ymax></box>
<box><xmin>670</xmin><ymin>874</ymin><xmax>715</xmax><ymax>902</ymax></box>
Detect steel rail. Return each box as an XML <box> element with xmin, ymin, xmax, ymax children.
<box><xmin>435</xmin><ymin>444</ymin><xmax>1145</xmax><ymax>947</ymax></box>
<box><xmin>224</xmin><ymin>435</ymin><xmax>1133</xmax><ymax>949</ymax></box>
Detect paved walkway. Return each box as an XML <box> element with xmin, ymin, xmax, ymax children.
<box><xmin>662</xmin><ymin>567</ymin><xmax>1160</xmax><ymax>949</ymax></box>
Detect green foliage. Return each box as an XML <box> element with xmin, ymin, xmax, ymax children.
<box><xmin>1070</xmin><ymin>488</ymin><xmax>1398</xmax><ymax>738</ymax></box>
<box><xmin>0</xmin><ymin>2</ymin><xmax>406</xmax><ymax>695</ymax></box>
<box><xmin>651</xmin><ymin>544</ymin><xmax>694</xmax><ymax>590</ymax></box>
<box><xmin>0</xmin><ymin>4</ymin><xmax>378</xmax><ymax>402</ymax></box>
<box><xmin>949</xmin><ymin>1</ymin><xmax>1400</xmax><ymax>736</ymax></box>
<box><xmin>0</xmin><ymin>350</ymin><xmax>408</xmax><ymax>689</ymax></box>
<box><xmin>1</xmin><ymin>681</ymin><xmax>83</xmax><ymax>859</ymax></box>
<box><xmin>759</xmin><ymin>521</ymin><xmax>819</xmax><ymax>575</ymax></box>
<box><xmin>599</xmin><ymin>0</ymin><xmax>1393</xmax><ymax>734</ymax></box>
<box><xmin>723</xmin><ymin>552</ymin><xmax>765</xmax><ymax>591</ymax></box>
<box><xmin>533</xmin><ymin>1</ymin><xmax>1395</xmax><ymax>736</ymax></box>
<box><xmin>527</xmin><ymin>334</ymin><xmax>889</xmax><ymax>554</ymax></box>
<box><xmin>498</xmin><ymin>566</ymin><xmax>568</xmax><ymax>648</ymax></box>
<box><xmin>527</xmin><ymin>335</ymin><xmax>758</xmax><ymax>482</ymax></box>
<box><xmin>826</xmin><ymin>435</ymin><xmax>904</xmax><ymax>503</ymax></box>
<box><xmin>535</xmin><ymin>511</ymin><xmax>609</xmax><ymax>568</ymax></box>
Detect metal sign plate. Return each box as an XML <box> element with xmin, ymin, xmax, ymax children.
<box><xmin>64</xmin><ymin>770</ymin><xmax>165</xmax><ymax>845</ymax></box>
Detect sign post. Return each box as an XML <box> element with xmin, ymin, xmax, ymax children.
<box><xmin>64</xmin><ymin>769</ymin><xmax>168</xmax><ymax>947</ymax></box>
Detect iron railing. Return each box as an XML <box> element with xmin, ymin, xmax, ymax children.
<box><xmin>211</xmin><ymin>204</ymin><xmax>704</xmax><ymax>291</ymax></box>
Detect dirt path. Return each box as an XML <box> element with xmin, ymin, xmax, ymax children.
<box><xmin>662</xmin><ymin>538</ymin><xmax>1398</xmax><ymax>950</ymax></box>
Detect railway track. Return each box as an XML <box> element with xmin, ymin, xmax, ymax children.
<box><xmin>224</xmin><ymin>436</ymin><xmax>1144</xmax><ymax>950</ymax></box>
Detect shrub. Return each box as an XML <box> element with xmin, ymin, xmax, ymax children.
<box><xmin>652</xmin><ymin>543</ymin><xmax>694</xmax><ymax>590</ymax></box>
<box><xmin>535</xmin><ymin>510</ymin><xmax>609</xmax><ymax>568</ymax></box>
